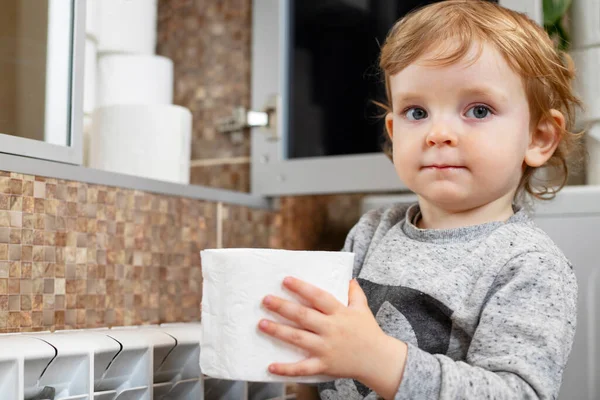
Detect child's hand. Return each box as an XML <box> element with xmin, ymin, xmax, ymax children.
<box><xmin>258</xmin><ymin>277</ymin><xmax>406</xmax><ymax>395</ymax></box>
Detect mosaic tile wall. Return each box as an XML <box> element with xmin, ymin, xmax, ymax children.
<box><xmin>0</xmin><ymin>171</ymin><xmax>219</xmax><ymax>333</ymax></box>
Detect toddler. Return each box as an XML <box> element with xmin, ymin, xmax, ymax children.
<box><xmin>257</xmin><ymin>1</ymin><xmax>581</xmax><ymax>399</ymax></box>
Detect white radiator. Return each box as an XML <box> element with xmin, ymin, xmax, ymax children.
<box><xmin>0</xmin><ymin>323</ymin><xmax>287</xmax><ymax>400</ymax></box>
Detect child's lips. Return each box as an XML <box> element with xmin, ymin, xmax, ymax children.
<box><xmin>422</xmin><ymin>164</ymin><xmax>466</xmax><ymax>170</ymax></box>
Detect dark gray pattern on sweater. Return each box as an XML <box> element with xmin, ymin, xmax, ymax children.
<box><xmin>318</xmin><ymin>203</ymin><xmax>577</xmax><ymax>400</ymax></box>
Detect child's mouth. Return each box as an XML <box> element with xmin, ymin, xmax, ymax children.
<box><xmin>422</xmin><ymin>164</ymin><xmax>466</xmax><ymax>170</ymax></box>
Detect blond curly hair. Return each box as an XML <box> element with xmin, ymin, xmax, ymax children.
<box><xmin>378</xmin><ymin>0</ymin><xmax>584</xmax><ymax>200</ymax></box>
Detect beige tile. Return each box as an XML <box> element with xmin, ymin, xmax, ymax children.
<box><xmin>33</xmin><ymin>181</ymin><xmax>45</xmax><ymax>198</ymax></box>
<box><xmin>9</xmin><ymin>211</ymin><xmax>22</xmax><ymax>228</ymax></box>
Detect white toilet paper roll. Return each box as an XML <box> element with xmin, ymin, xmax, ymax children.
<box><xmin>85</xmin><ymin>0</ymin><xmax>99</xmax><ymax>40</ymax></box>
<box><xmin>90</xmin><ymin>104</ymin><xmax>191</xmax><ymax>184</ymax></box>
<box><xmin>571</xmin><ymin>48</ymin><xmax>600</xmax><ymax>125</ymax></box>
<box><xmin>84</xmin><ymin>39</ymin><xmax>97</xmax><ymax>115</ymax></box>
<box><xmin>83</xmin><ymin>115</ymin><xmax>93</xmax><ymax>167</ymax></box>
<box><xmin>570</xmin><ymin>0</ymin><xmax>600</xmax><ymax>49</ymax></box>
<box><xmin>96</xmin><ymin>54</ymin><xmax>173</xmax><ymax>107</ymax></box>
<box><xmin>200</xmin><ymin>248</ymin><xmax>355</xmax><ymax>382</ymax></box>
<box><xmin>96</xmin><ymin>0</ymin><xmax>157</xmax><ymax>54</ymax></box>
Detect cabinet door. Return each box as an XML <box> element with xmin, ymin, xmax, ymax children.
<box><xmin>251</xmin><ymin>0</ymin><xmax>542</xmax><ymax>196</ymax></box>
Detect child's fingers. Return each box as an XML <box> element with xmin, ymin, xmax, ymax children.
<box><xmin>268</xmin><ymin>357</ymin><xmax>323</xmax><ymax>377</ymax></box>
<box><xmin>258</xmin><ymin>319</ymin><xmax>323</xmax><ymax>354</ymax></box>
<box><xmin>282</xmin><ymin>277</ymin><xmax>341</xmax><ymax>315</ymax></box>
<box><xmin>263</xmin><ymin>295</ymin><xmax>325</xmax><ymax>333</ymax></box>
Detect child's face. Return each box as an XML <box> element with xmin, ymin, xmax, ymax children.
<box><xmin>385</xmin><ymin>43</ymin><xmax>531</xmax><ymax>211</ymax></box>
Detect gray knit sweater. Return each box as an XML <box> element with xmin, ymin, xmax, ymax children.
<box><xmin>317</xmin><ymin>203</ymin><xmax>577</xmax><ymax>400</ymax></box>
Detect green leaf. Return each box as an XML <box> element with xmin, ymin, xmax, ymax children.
<box><xmin>543</xmin><ymin>0</ymin><xmax>572</xmax><ymax>26</ymax></box>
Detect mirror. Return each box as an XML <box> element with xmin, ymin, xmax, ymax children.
<box><xmin>0</xmin><ymin>0</ymin><xmax>79</xmax><ymax>151</ymax></box>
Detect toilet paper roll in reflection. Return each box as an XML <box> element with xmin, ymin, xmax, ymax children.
<box><xmin>200</xmin><ymin>248</ymin><xmax>355</xmax><ymax>382</ymax></box>
<box><xmin>96</xmin><ymin>0</ymin><xmax>157</xmax><ymax>54</ymax></box>
<box><xmin>97</xmin><ymin>54</ymin><xmax>173</xmax><ymax>107</ymax></box>
<box><xmin>84</xmin><ymin>39</ymin><xmax>97</xmax><ymax>115</ymax></box>
<box><xmin>89</xmin><ymin>104</ymin><xmax>191</xmax><ymax>184</ymax></box>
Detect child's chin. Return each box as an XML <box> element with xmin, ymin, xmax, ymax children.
<box><xmin>419</xmin><ymin>185</ymin><xmax>471</xmax><ymax>205</ymax></box>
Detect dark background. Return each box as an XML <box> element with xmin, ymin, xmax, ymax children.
<box><xmin>288</xmin><ymin>0</ymin><xmax>498</xmax><ymax>159</ymax></box>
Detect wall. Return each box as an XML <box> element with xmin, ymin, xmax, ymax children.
<box><xmin>0</xmin><ymin>171</ymin><xmax>282</xmax><ymax>333</ymax></box>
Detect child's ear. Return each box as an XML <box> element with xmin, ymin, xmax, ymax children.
<box><xmin>524</xmin><ymin>109</ymin><xmax>565</xmax><ymax>167</ymax></box>
<box><xmin>385</xmin><ymin>113</ymin><xmax>394</xmax><ymax>139</ymax></box>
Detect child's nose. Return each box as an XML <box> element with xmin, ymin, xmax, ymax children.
<box><xmin>426</xmin><ymin>124</ymin><xmax>458</xmax><ymax>147</ymax></box>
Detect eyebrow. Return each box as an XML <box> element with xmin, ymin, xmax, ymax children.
<box><xmin>393</xmin><ymin>85</ymin><xmax>509</xmax><ymax>106</ymax></box>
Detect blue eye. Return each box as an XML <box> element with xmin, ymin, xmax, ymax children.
<box><xmin>405</xmin><ymin>107</ymin><xmax>428</xmax><ymax>121</ymax></box>
<box><xmin>466</xmin><ymin>105</ymin><xmax>491</xmax><ymax>119</ymax></box>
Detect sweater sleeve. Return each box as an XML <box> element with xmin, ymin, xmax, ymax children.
<box><xmin>394</xmin><ymin>251</ymin><xmax>578</xmax><ymax>400</ymax></box>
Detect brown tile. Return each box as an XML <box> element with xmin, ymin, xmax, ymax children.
<box><xmin>44</xmin><ymin>263</ymin><xmax>54</xmax><ymax>278</ymax></box>
<box><xmin>8</xmin><ymin>279</ymin><xmax>19</xmax><ymax>294</ymax></box>
<box><xmin>22</xmin><ymin>213</ymin><xmax>34</xmax><ymax>228</ymax></box>
<box><xmin>0</xmin><ymin>295</ymin><xmax>7</xmax><ymax>311</ymax></box>
<box><xmin>46</xmin><ymin>199</ymin><xmax>59</xmax><ymax>216</ymax></box>
<box><xmin>20</xmin><ymin>279</ymin><xmax>32</xmax><ymax>294</ymax></box>
<box><xmin>55</xmin><ymin>263</ymin><xmax>65</xmax><ymax>278</ymax></box>
<box><xmin>10</xmin><ymin>179</ymin><xmax>22</xmax><ymax>195</ymax></box>
<box><xmin>8</xmin><ymin>244</ymin><xmax>20</xmax><ymax>260</ymax></box>
<box><xmin>21</xmin><ymin>294</ymin><xmax>32</xmax><ymax>311</ymax></box>
<box><xmin>32</xmin><ymin>263</ymin><xmax>44</xmax><ymax>279</ymax></box>
<box><xmin>33</xmin><ymin>246</ymin><xmax>44</xmax><ymax>262</ymax></box>
<box><xmin>0</xmin><ymin>212</ymin><xmax>9</xmax><ymax>227</ymax></box>
<box><xmin>34</xmin><ymin>198</ymin><xmax>45</xmax><ymax>214</ymax></box>
<box><xmin>22</xmin><ymin>229</ymin><xmax>33</xmax><ymax>245</ymax></box>
<box><xmin>32</xmin><ymin>311</ymin><xmax>43</xmax><ymax>327</ymax></box>
<box><xmin>43</xmin><ymin>295</ymin><xmax>55</xmax><ymax>309</ymax></box>
<box><xmin>21</xmin><ymin>246</ymin><xmax>32</xmax><ymax>262</ymax></box>
<box><xmin>9</xmin><ymin>261</ymin><xmax>19</xmax><ymax>278</ymax></box>
<box><xmin>43</xmin><ymin>310</ymin><xmax>54</xmax><ymax>325</ymax></box>
<box><xmin>190</xmin><ymin>163</ymin><xmax>250</xmax><ymax>192</ymax></box>
<box><xmin>22</xmin><ymin>197</ymin><xmax>34</xmax><ymax>213</ymax></box>
<box><xmin>9</xmin><ymin>295</ymin><xmax>20</xmax><ymax>311</ymax></box>
<box><xmin>10</xmin><ymin>228</ymin><xmax>21</xmax><ymax>244</ymax></box>
<box><xmin>8</xmin><ymin>311</ymin><xmax>20</xmax><ymax>328</ymax></box>
<box><xmin>0</xmin><ymin>279</ymin><xmax>6</xmax><ymax>294</ymax></box>
<box><xmin>55</xmin><ymin>232</ymin><xmax>67</xmax><ymax>246</ymax></box>
<box><xmin>32</xmin><ymin>295</ymin><xmax>43</xmax><ymax>311</ymax></box>
<box><xmin>55</xmin><ymin>295</ymin><xmax>65</xmax><ymax>310</ymax></box>
<box><xmin>44</xmin><ymin>279</ymin><xmax>54</xmax><ymax>294</ymax></box>
<box><xmin>0</xmin><ymin>311</ymin><xmax>7</xmax><ymax>329</ymax></box>
<box><xmin>65</xmin><ymin>309</ymin><xmax>76</xmax><ymax>326</ymax></box>
<box><xmin>21</xmin><ymin>262</ymin><xmax>31</xmax><ymax>278</ymax></box>
<box><xmin>0</xmin><ymin>178</ymin><xmax>9</xmax><ymax>194</ymax></box>
<box><xmin>10</xmin><ymin>196</ymin><xmax>22</xmax><ymax>211</ymax></box>
<box><xmin>0</xmin><ymin>194</ymin><xmax>8</xmax><ymax>210</ymax></box>
<box><xmin>45</xmin><ymin>247</ymin><xmax>56</xmax><ymax>262</ymax></box>
<box><xmin>23</xmin><ymin>181</ymin><xmax>33</xmax><ymax>197</ymax></box>
<box><xmin>32</xmin><ymin>278</ymin><xmax>43</xmax><ymax>294</ymax></box>
<box><xmin>0</xmin><ymin>227</ymin><xmax>8</xmax><ymax>243</ymax></box>
<box><xmin>20</xmin><ymin>311</ymin><xmax>32</xmax><ymax>327</ymax></box>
